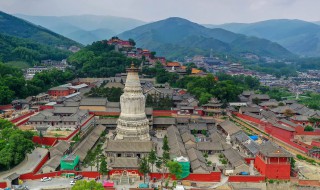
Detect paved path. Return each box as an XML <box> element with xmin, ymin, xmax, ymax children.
<box><xmin>0</xmin><ymin>148</ymin><xmax>48</xmax><ymax>181</ymax></box>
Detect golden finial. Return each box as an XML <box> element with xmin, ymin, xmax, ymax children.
<box><xmin>131</xmin><ymin>62</ymin><xmax>135</xmax><ymax>68</ymax></box>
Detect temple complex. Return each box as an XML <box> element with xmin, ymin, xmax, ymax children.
<box><xmin>104</xmin><ymin>64</ymin><xmax>153</xmax><ymax>169</ymax></box>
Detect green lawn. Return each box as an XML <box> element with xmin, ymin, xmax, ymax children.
<box><xmin>5</xmin><ymin>61</ymin><xmax>30</xmax><ymax>69</ymax></box>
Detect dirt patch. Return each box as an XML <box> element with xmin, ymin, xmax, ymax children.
<box><xmin>296</xmin><ymin>160</ymin><xmax>320</xmax><ymax>180</ymax></box>
<box><xmin>18</xmin><ymin>125</ymin><xmax>35</xmax><ymax>130</ymax></box>
<box><xmin>46</xmin><ymin>130</ymin><xmax>73</xmax><ymax>138</ymax></box>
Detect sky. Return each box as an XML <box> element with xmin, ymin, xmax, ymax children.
<box><xmin>0</xmin><ymin>0</ymin><xmax>319</xmax><ymax>24</ymax></box>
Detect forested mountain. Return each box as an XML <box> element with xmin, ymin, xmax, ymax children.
<box><xmin>68</xmin><ymin>40</ymin><xmax>140</xmax><ymax>77</ymax></box>
<box><xmin>0</xmin><ymin>11</ymin><xmax>80</xmax><ymax>48</ymax></box>
<box><xmin>0</xmin><ymin>33</ymin><xmax>71</xmax><ymax>63</ymax></box>
<box><xmin>15</xmin><ymin>14</ymin><xmax>146</xmax><ymax>45</ymax></box>
<box><xmin>208</xmin><ymin>19</ymin><xmax>320</xmax><ymax>57</ymax></box>
<box><xmin>118</xmin><ymin>17</ymin><xmax>293</xmax><ymax>60</ymax></box>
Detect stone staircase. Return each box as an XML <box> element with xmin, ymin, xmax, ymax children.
<box><xmin>120</xmin><ymin>174</ymin><xmax>129</xmax><ymax>185</ymax></box>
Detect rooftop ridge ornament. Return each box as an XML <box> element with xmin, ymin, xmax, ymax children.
<box><xmin>127</xmin><ymin>62</ymin><xmax>139</xmax><ymax>72</ymax></box>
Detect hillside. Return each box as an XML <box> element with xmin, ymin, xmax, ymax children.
<box><xmin>15</xmin><ymin>14</ymin><xmax>146</xmax><ymax>44</ymax></box>
<box><xmin>0</xmin><ymin>33</ymin><xmax>71</xmax><ymax>63</ymax></box>
<box><xmin>0</xmin><ymin>11</ymin><xmax>80</xmax><ymax>48</ymax></box>
<box><xmin>118</xmin><ymin>17</ymin><xmax>293</xmax><ymax>60</ymax></box>
<box><xmin>208</xmin><ymin>19</ymin><xmax>320</xmax><ymax>57</ymax></box>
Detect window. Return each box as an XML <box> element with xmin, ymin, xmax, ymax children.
<box><xmin>117</xmin><ymin>154</ymin><xmax>121</xmax><ymax>157</ymax></box>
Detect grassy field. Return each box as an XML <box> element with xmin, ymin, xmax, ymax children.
<box><xmin>5</xmin><ymin>61</ymin><xmax>30</xmax><ymax>69</ymax></box>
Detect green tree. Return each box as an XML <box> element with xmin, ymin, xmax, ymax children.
<box><xmin>99</xmin><ymin>156</ymin><xmax>109</xmax><ymax>180</ymax></box>
<box><xmin>128</xmin><ymin>38</ymin><xmax>136</xmax><ymax>46</ymax></box>
<box><xmin>71</xmin><ymin>180</ymin><xmax>104</xmax><ymax>190</ymax></box>
<box><xmin>290</xmin><ymin>158</ymin><xmax>296</xmax><ymax>169</ymax></box>
<box><xmin>0</xmin><ymin>128</ymin><xmax>34</xmax><ymax>170</ymax></box>
<box><xmin>162</xmin><ymin>135</ymin><xmax>170</xmax><ymax>163</ymax></box>
<box><xmin>0</xmin><ymin>119</ymin><xmax>15</xmax><ymax>130</ymax></box>
<box><xmin>0</xmin><ymin>86</ymin><xmax>15</xmax><ymax>104</ymax></box>
<box><xmin>304</xmin><ymin>125</ymin><xmax>314</xmax><ymax>131</ymax></box>
<box><xmin>139</xmin><ymin>157</ymin><xmax>150</xmax><ymax>183</ymax></box>
<box><xmin>167</xmin><ymin>161</ymin><xmax>183</xmax><ymax>179</ymax></box>
<box><xmin>83</xmin><ymin>149</ymin><xmax>96</xmax><ymax>171</ymax></box>
<box><xmin>252</xmin><ymin>97</ymin><xmax>261</xmax><ymax>105</ymax></box>
<box><xmin>308</xmin><ymin>117</ymin><xmax>320</xmax><ymax>128</ymax></box>
<box><xmin>148</xmin><ymin>149</ymin><xmax>157</xmax><ymax>172</ymax></box>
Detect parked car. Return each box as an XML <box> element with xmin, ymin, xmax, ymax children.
<box><xmin>74</xmin><ymin>175</ymin><xmax>83</xmax><ymax>180</ymax></box>
<box><xmin>40</xmin><ymin>177</ymin><xmax>52</xmax><ymax>182</ymax></box>
<box><xmin>70</xmin><ymin>180</ymin><xmax>76</xmax><ymax>186</ymax></box>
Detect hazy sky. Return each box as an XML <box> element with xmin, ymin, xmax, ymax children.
<box><xmin>0</xmin><ymin>0</ymin><xmax>319</xmax><ymax>24</ymax></box>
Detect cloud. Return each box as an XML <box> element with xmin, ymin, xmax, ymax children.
<box><xmin>0</xmin><ymin>0</ymin><xmax>319</xmax><ymax>23</ymax></box>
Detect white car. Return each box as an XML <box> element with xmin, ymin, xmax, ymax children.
<box><xmin>70</xmin><ymin>180</ymin><xmax>76</xmax><ymax>186</ymax></box>
<box><xmin>40</xmin><ymin>177</ymin><xmax>52</xmax><ymax>182</ymax></box>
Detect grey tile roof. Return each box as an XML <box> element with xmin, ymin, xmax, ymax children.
<box><xmin>106</xmin><ymin>107</ymin><xmax>121</xmax><ymax>112</ymax></box>
<box><xmin>280</xmin><ymin>119</ymin><xmax>300</xmax><ymax>128</ymax></box>
<box><xmin>73</xmin><ymin>125</ymin><xmax>105</xmax><ymax>161</ymax></box>
<box><xmin>218</xmin><ymin>120</ymin><xmax>241</xmax><ymax>136</ymax></box>
<box><xmin>181</xmin><ymin>132</ymin><xmax>196</xmax><ymax>143</ymax></box>
<box><xmin>49</xmin><ymin>86</ymin><xmax>70</xmax><ymax>91</ymax></box>
<box><xmin>223</xmin><ymin>148</ymin><xmax>246</xmax><ymax>168</ymax></box>
<box><xmin>49</xmin><ymin>140</ymin><xmax>70</xmax><ymax>157</ymax></box>
<box><xmin>80</xmin><ymin>98</ymin><xmax>107</xmax><ymax>106</ymax></box>
<box><xmin>239</xmin><ymin>107</ymin><xmax>261</xmax><ymax>113</ymax></box>
<box><xmin>105</xmin><ymin>140</ymin><xmax>153</xmax><ymax>153</ymax></box>
<box><xmin>259</xmin><ymin>141</ymin><xmax>292</xmax><ymax>157</ymax></box>
<box><xmin>43</xmin><ymin>154</ymin><xmax>62</xmax><ymax>170</ymax></box>
<box><xmin>53</xmin><ymin>107</ymin><xmax>78</xmax><ymax>114</ymax></box>
<box><xmin>64</xmin><ymin>101</ymin><xmax>80</xmax><ymax>107</ymax></box>
<box><xmin>187</xmin><ymin>148</ymin><xmax>206</xmax><ymax>163</ymax></box>
<box><xmin>176</xmin><ymin>117</ymin><xmax>190</xmax><ymax>124</ymax></box>
<box><xmin>210</xmin><ymin>132</ymin><xmax>222</xmax><ymax>143</ymax></box>
<box><xmin>106</xmin><ymin>102</ymin><xmax>120</xmax><ymax>108</ymax></box>
<box><xmin>98</xmin><ymin>118</ymin><xmax>118</xmax><ymax>125</ymax></box>
<box><xmin>153</xmin><ymin>118</ymin><xmax>176</xmax><ymax>125</ymax></box>
<box><xmin>197</xmin><ymin>142</ymin><xmax>223</xmax><ymax>151</ymax></box>
<box><xmin>190</xmin><ymin>159</ymin><xmax>209</xmax><ymax>172</ymax></box>
<box><xmin>167</xmin><ymin>126</ymin><xmax>187</xmax><ymax>158</ymax></box>
<box><xmin>235</xmin><ymin>131</ymin><xmax>260</xmax><ymax>155</ymax></box>
<box><xmin>188</xmin><ymin>123</ymin><xmax>207</xmax><ymax>130</ymax></box>
<box><xmin>112</xmin><ymin>157</ymin><xmax>139</xmax><ymax>168</ymax></box>
<box><xmin>243</xmin><ymin>112</ymin><xmax>263</xmax><ymax>119</ymax></box>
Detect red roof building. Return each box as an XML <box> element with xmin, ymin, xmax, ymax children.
<box><xmin>48</xmin><ymin>86</ymin><xmax>75</xmax><ymax>97</ymax></box>
<box><xmin>254</xmin><ymin>141</ymin><xmax>292</xmax><ymax>180</ymax></box>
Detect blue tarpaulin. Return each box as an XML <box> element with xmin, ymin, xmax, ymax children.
<box><xmin>249</xmin><ymin>135</ymin><xmax>258</xmax><ymax>141</ymax></box>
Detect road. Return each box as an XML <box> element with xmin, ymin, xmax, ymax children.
<box><xmin>0</xmin><ymin>148</ymin><xmax>48</xmax><ymax>181</ymax></box>
<box><xmin>232</xmin><ymin>116</ymin><xmax>319</xmax><ymax>161</ymax></box>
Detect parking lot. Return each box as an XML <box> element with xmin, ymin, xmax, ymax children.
<box><xmin>23</xmin><ymin>177</ymin><xmax>73</xmax><ymax>190</ymax></box>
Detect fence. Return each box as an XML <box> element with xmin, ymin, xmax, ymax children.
<box><xmin>10</xmin><ymin>111</ymin><xmax>35</xmax><ymax>124</ymax></box>
<box><xmin>0</xmin><ymin>182</ymin><xmax>7</xmax><ymax>188</ymax></box>
<box><xmin>228</xmin><ymin>175</ymin><xmax>265</xmax><ymax>182</ymax></box>
<box><xmin>153</xmin><ymin>110</ymin><xmax>173</xmax><ymax>117</ymax></box>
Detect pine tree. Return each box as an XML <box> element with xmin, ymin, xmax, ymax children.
<box><xmin>162</xmin><ymin>135</ymin><xmax>170</xmax><ymax>163</ymax></box>
<box><xmin>99</xmin><ymin>156</ymin><xmax>109</xmax><ymax>180</ymax></box>
<box><xmin>148</xmin><ymin>149</ymin><xmax>157</xmax><ymax>172</ymax></box>
<box><xmin>139</xmin><ymin>157</ymin><xmax>150</xmax><ymax>183</ymax></box>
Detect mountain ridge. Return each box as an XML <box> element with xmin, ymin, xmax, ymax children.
<box><xmin>15</xmin><ymin>14</ymin><xmax>146</xmax><ymax>44</ymax></box>
<box><xmin>119</xmin><ymin>17</ymin><xmax>294</xmax><ymax>60</ymax></box>
<box><xmin>206</xmin><ymin>19</ymin><xmax>320</xmax><ymax>57</ymax></box>
<box><xmin>0</xmin><ymin>11</ymin><xmax>80</xmax><ymax>48</ymax></box>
